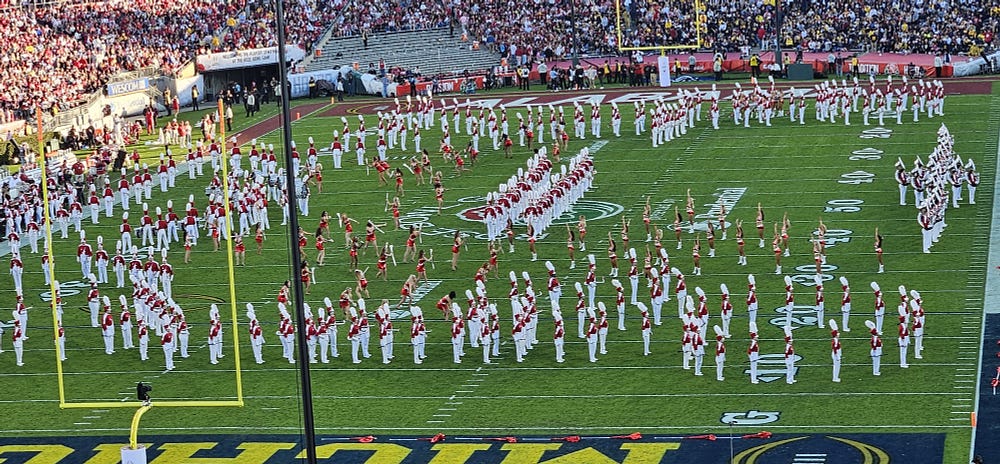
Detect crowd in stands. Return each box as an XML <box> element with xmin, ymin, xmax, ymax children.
<box><xmin>0</xmin><ymin>0</ymin><xmax>996</xmax><ymax>123</ymax></box>
<box><xmin>210</xmin><ymin>0</ymin><xmax>340</xmax><ymax>53</ymax></box>
<box><xmin>0</xmin><ymin>0</ymin><xmax>341</xmax><ymax>121</ymax></box>
<box><xmin>331</xmin><ymin>0</ymin><xmax>451</xmax><ymax>38</ymax></box>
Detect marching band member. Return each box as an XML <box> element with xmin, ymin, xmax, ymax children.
<box><xmin>814</xmin><ymin>275</ymin><xmax>825</xmax><ymax>328</ymax></box>
<box><xmin>830</xmin><ymin>319</ymin><xmax>842</xmax><ymax>382</ymax></box>
<box><xmin>897</xmin><ymin>306</ymin><xmax>910</xmax><ymax>368</ymax></box>
<box><xmin>714</xmin><ymin>325</ymin><xmax>725</xmax><ymax>381</ymax></box>
<box><xmin>552</xmin><ymin>308</ymin><xmax>565</xmax><ymax>363</ymax></box>
<box><xmin>783</xmin><ymin>325</ymin><xmax>796</xmax><ymax>384</ymax></box>
<box><xmin>910</xmin><ymin>290</ymin><xmax>925</xmax><ymax>359</ymax></box>
<box><xmin>872</xmin><ymin>281</ymin><xmax>885</xmax><ymax>334</ymax></box>
<box><xmin>746</xmin><ymin>274</ymin><xmax>758</xmax><ymax>326</ymax></box>
<box><xmin>837</xmin><ymin>276</ymin><xmax>852</xmax><ymax>332</ymax></box>
<box><xmin>868</xmin><ymin>320</ymin><xmax>882</xmax><ymax>376</ymax></box>
<box><xmin>747</xmin><ymin>322</ymin><xmax>759</xmax><ymax>384</ymax></box>
<box><xmin>719</xmin><ymin>283</ymin><xmax>732</xmax><ymax>337</ymax></box>
<box><xmin>585</xmin><ymin>308</ymin><xmax>598</xmax><ymax>363</ymax></box>
<box><xmin>597</xmin><ymin>302</ymin><xmax>609</xmax><ymax>355</ymax></box>
<box><xmin>12</xmin><ymin>320</ymin><xmax>24</xmax><ymax>366</ymax></box>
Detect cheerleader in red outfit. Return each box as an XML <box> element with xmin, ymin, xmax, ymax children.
<box><xmin>340</xmin><ymin>213</ymin><xmax>356</xmax><ymax>248</ymax></box>
<box><xmin>685</xmin><ymin>189</ymin><xmax>696</xmax><ymax>232</ymax></box>
<box><xmin>565</xmin><ymin>224</ymin><xmax>576</xmax><ymax>269</ymax></box>
<box><xmin>397</xmin><ymin>274</ymin><xmax>417</xmax><ymax>308</ymax></box>
<box><xmin>816</xmin><ymin>219</ymin><xmax>828</xmax><ymax>264</ymax></box>
<box><xmin>487</xmin><ymin>241</ymin><xmax>500</xmax><ymax>278</ymax></box>
<box><xmin>394</xmin><ymin>167</ymin><xmax>405</xmax><ymax>197</ymax></box>
<box><xmin>755</xmin><ymin>202</ymin><xmax>766</xmax><ymax>248</ymax></box>
<box><xmin>388</xmin><ymin>196</ymin><xmax>401</xmax><ymax>230</ymax></box>
<box><xmin>403</xmin><ymin>226</ymin><xmax>418</xmax><ymax>262</ymax></box>
<box><xmin>255</xmin><ymin>225</ymin><xmax>265</xmax><ymax>255</ymax></box>
<box><xmin>355</xmin><ymin>268</ymin><xmax>370</xmax><ymax>299</ymax></box>
<box><xmin>410</xmin><ymin>157</ymin><xmax>424</xmax><ymax>185</ymax></box>
<box><xmin>706</xmin><ymin>222</ymin><xmax>716</xmax><ymax>258</ymax></box>
<box><xmin>620</xmin><ymin>217</ymin><xmax>631</xmax><ymax>254</ymax></box>
<box><xmin>642</xmin><ymin>196</ymin><xmax>652</xmax><ymax>241</ymax></box>
<box><xmin>436</xmin><ymin>291</ymin><xmax>456</xmax><ymax>320</ymax></box>
<box><xmin>773</xmin><ymin>224</ymin><xmax>783</xmax><ymax>275</ymax></box>
<box><xmin>278</xmin><ymin>281</ymin><xmax>290</xmax><ymax>305</ymax></box>
<box><xmin>300</xmin><ymin>263</ymin><xmax>312</xmax><ymax>295</ymax></box>
<box><xmin>577</xmin><ymin>216</ymin><xmax>587</xmax><ymax>251</ymax></box>
<box><xmin>717</xmin><ymin>204</ymin><xmax>727</xmax><ymax>240</ymax></box>
<box><xmin>527</xmin><ymin>222</ymin><xmax>538</xmax><ymax>261</ymax></box>
<box><xmin>451</xmin><ymin>230</ymin><xmax>464</xmax><ymax>271</ymax></box>
<box><xmin>297</xmin><ymin>227</ymin><xmax>311</xmax><ymax>261</ymax></box>
<box><xmin>234</xmin><ymin>235</ymin><xmax>246</xmax><ymax>266</ymax></box>
<box><xmin>874</xmin><ymin>227</ymin><xmax>884</xmax><ymax>273</ymax></box>
<box><xmin>692</xmin><ymin>235</ymin><xmax>702</xmax><ymax>276</ymax></box>
<box><xmin>674</xmin><ymin>207</ymin><xmax>683</xmax><ymax>249</ymax></box>
<box><xmin>780</xmin><ymin>212</ymin><xmax>791</xmax><ymax>257</ymax></box>
<box><xmin>434</xmin><ymin>180</ymin><xmax>446</xmax><ymax>216</ymax></box>
<box><xmin>349</xmin><ymin>237</ymin><xmax>360</xmax><ymax>270</ymax></box>
<box><xmin>812</xmin><ymin>240</ymin><xmax>823</xmax><ymax>275</ymax></box>
<box><xmin>607</xmin><ymin>231</ymin><xmax>619</xmax><ymax>277</ymax></box>
<box><xmin>376</xmin><ymin>245</ymin><xmax>389</xmax><ymax>280</ymax></box>
<box><xmin>416</xmin><ymin>250</ymin><xmax>430</xmax><ymax>283</ymax></box>
<box><xmin>210</xmin><ymin>217</ymin><xmax>221</xmax><ymax>252</ymax></box>
<box><xmin>339</xmin><ymin>287</ymin><xmax>353</xmax><ymax>319</ymax></box>
<box><xmin>316</xmin><ymin>211</ymin><xmax>330</xmax><ymax>236</ymax></box>
<box><xmin>312</xmin><ymin>163</ymin><xmax>324</xmax><ymax>193</ymax></box>
<box><xmin>364</xmin><ymin>220</ymin><xmax>385</xmax><ymax>253</ymax></box>
<box><xmin>421</xmin><ymin>150</ymin><xmax>432</xmax><ymax>180</ymax></box>
<box><xmin>315</xmin><ymin>228</ymin><xmax>326</xmax><ymax>266</ymax></box>
<box><xmin>184</xmin><ymin>233</ymin><xmax>193</xmax><ymax>263</ymax></box>
<box><xmin>735</xmin><ymin>219</ymin><xmax>747</xmax><ymax>266</ymax></box>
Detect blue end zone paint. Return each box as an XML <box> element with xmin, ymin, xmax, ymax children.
<box><xmin>974</xmin><ymin>313</ymin><xmax>1000</xmax><ymax>462</ymax></box>
<box><xmin>0</xmin><ymin>433</ymin><xmax>943</xmax><ymax>463</ymax></box>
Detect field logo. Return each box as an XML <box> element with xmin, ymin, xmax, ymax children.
<box><xmin>744</xmin><ymin>353</ymin><xmax>801</xmax><ymax>383</ymax></box>
<box><xmin>457</xmin><ymin>198</ymin><xmax>623</xmax><ymax>226</ymax></box>
<box><xmin>664</xmin><ymin>187</ymin><xmax>747</xmax><ymax>231</ymax></box>
<box><xmin>720</xmin><ymin>410</ymin><xmax>781</xmax><ymax>426</ymax></box>
<box><xmin>40</xmin><ymin>280</ymin><xmax>90</xmax><ymax>301</ymax></box>
<box><xmin>389</xmin><ymin>280</ymin><xmax>441</xmax><ymax>320</ymax></box>
<box><xmin>733</xmin><ymin>435</ymin><xmax>893</xmax><ymax>464</ymax></box>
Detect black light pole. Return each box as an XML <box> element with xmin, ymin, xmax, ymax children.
<box><xmin>568</xmin><ymin>0</ymin><xmax>581</xmax><ymax>67</ymax></box>
<box><xmin>273</xmin><ymin>0</ymin><xmax>319</xmax><ymax>461</ymax></box>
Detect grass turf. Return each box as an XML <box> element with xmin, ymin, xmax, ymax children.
<box><xmin>1</xmin><ymin>83</ymin><xmax>994</xmax><ymax>463</ymax></box>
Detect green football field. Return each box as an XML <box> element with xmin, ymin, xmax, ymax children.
<box><xmin>2</xmin><ymin>81</ymin><xmax>995</xmax><ymax>463</ymax></box>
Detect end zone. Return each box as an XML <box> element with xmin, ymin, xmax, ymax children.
<box><xmin>0</xmin><ymin>432</ymin><xmax>944</xmax><ymax>463</ymax></box>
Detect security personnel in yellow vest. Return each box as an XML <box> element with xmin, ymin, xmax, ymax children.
<box><xmin>749</xmin><ymin>53</ymin><xmax>761</xmax><ymax>78</ymax></box>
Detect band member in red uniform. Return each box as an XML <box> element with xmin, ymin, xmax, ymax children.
<box><xmin>714</xmin><ymin>325</ymin><xmax>726</xmax><ymax>381</ymax></box>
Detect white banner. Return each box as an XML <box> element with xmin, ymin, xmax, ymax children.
<box><xmin>657</xmin><ymin>56</ymin><xmax>671</xmax><ymax>87</ymax></box>
<box><xmin>196</xmin><ymin>46</ymin><xmax>307</xmax><ymax>72</ymax></box>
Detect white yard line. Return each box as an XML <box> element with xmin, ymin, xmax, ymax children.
<box><xmin>0</xmin><ymin>424</ymin><xmax>968</xmax><ymax>434</ymax></box>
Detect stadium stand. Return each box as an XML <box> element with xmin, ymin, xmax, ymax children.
<box><xmin>0</xmin><ymin>0</ymin><xmax>995</xmax><ymax>122</ymax></box>
<box><xmin>304</xmin><ymin>28</ymin><xmax>498</xmax><ymax>76</ymax></box>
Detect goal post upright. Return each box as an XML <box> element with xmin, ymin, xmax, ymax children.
<box><xmin>615</xmin><ymin>0</ymin><xmax>704</xmax><ymax>52</ymax></box>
